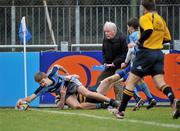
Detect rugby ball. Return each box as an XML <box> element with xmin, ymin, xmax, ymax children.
<box><xmin>19</xmin><ymin>102</ymin><xmax>29</xmax><ymax>111</ymax></box>
<box><xmin>15</xmin><ymin>100</ymin><xmax>29</xmax><ymax>111</ymax></box>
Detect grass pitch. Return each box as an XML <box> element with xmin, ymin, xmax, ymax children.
<box><xmin>0</xmin><ymin>107</ymin><xmax>180</xmax><ymax>131</ymax></box>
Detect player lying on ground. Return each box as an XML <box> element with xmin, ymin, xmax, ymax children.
<box><xmin>16</xmin><ymin>64</ymin><xmax>118</xmax><ymax>110</ymax></box>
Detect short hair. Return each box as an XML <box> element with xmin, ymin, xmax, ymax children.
<box><xmin>103</xmin><ymin>21</ymin><xmax>117</xmax><ymax>33</ymax></box>
<box><xmin>142</xmin><ymin>0</ymin><xmax>156</xmax><ymax>11</ymax></box>
<box><xmin>34</xmin><ymin>72</ymin><xmax>47</xmax><ymax>83</ymax></box>
<box><xmin>127</xmin><ymin>17</ymin><xmax>139</xmax><ymax>30</ymax></box>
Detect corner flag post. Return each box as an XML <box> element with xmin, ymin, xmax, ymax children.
<box><xmin>21</xmin><ymin>16</ymin><xmax>28</xmax><ymax>98</ymax></box>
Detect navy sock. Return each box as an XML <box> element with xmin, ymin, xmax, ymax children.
<box><xmin>162</xmin><ymin>86</ymin><xmax>175</xmax><ymax>105</ymax></box>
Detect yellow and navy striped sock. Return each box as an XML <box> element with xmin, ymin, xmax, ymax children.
<box><xmin>118</xmin><ymin>88</ymin><xmax>134</xmax><ymax>112</ymax></box>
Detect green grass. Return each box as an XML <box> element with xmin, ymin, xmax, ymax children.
<box><xmin>0</xmin><ymin>107</ymin><xmax>180</xmax><ymax>131</ymax></box>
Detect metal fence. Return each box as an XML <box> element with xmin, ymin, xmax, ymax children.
<box><xmin>0</xmin><ymin>2</ymin><xmax>180</xmax><ymax>51</ymax></box>
<box><xmin>0</xmin><ymin>0</ymin><xmax>134</xmax><ymax>6</ymax></box>
<box><xmin>1</xmin><ymin>0</ymin><xmax>180</xmax><ymax>6</ymax></box>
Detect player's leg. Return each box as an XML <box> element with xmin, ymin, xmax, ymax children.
<box><xmin>137</xmin><ymin>79</ymin><xmax>156</xmax><ymax>109</ymax></box>
<box><xmin>153</xmin><ymin>74</ymin><xmax>180</xmax><ymax>119</ymax></box>
<box><xmin>80</xmin><ymin>102</ymin><xmax>109</xmax><ymax>109</ymax></box>
<box><xmin>65</xmin><ymin>94</ymin><xmax>83</xmax><ymax>109</ymax></box>
<box><xmin>97</xmin><ymin>67</ymin><xmax>128</xmax><ymax>96</ymax></box>
<box><xmin>66</xmin><ymin>94</ymin><xmax>103</xmax><ymax>109</ymax></box>
<box><xmin>78</xmin><ymin>93</ymin><xmax>110</xmax><ymax>109</ymax></box>
<box><xmin>97</xmin><ymin>74</ymin><xmax>120</xmax><ymax>95</ymax></box>
<box><xmin>133</xmin><ymin>87</ymin><xmax>141</xmax><ymax>103</ymax></box>
<box><xmin>114</xmin><ymin>69</ymin><xmax>124</xmax><ymax>101</ymax></box>
<box><xmin>152</xmin><ymin>50</ymin><xmax>180</xmax><ymax>119</ymax></box>
<box><xmin>114</xmin><ymin>72</ymin><xmax>141</xmax><ymax>119</ymax></box>
<box><xmin>79</xmin><ymin>102</ymin><xmax>96</xmax><ymax>109</ymax></box>
<box><xmin>96</xmin><ymin>69</ymin><xmax>115</xmax><ymax>84</ymax></box>
<box><xmin>114</xmin><ymin>49</ymin><xmax>151</xmax><ymax>119</ymax></box>
<box><xmin>138</xmin><ymin>80</ymin><xmax>153</xmax><ymax>100</ymax></box>
<box><xmin>132</xmin><ymin>87</ymin><xmax>144</xmax><ymax>111</ymax></box>
<box><xmin>77</xmin><ymin>85</ymin><xmax>118</xmax><ymax>107</ymax></box>
<box><xmin>118</xmin><ymin>72</ymin><xmax>145</xmax><ymax>111</ymax></box>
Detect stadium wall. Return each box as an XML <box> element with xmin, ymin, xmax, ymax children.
<box><xmin>0</xmin><ymin>52</ymin><xmax>40</xmax><ymax>107</ymax></box>
<box><xmin>0</xmin><ymin>51</ymin><xmax>180</xmax><ymax>107</ymax></box>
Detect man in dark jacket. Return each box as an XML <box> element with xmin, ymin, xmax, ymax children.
<box><xmin>96</xmin><ymin>21</ymin><xmax>128</xmax><ymax>101</ymax></box>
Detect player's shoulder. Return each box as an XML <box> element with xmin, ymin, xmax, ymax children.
<box><xmin>140</xmin><ymin>12</ymin><xmax>153</xmax><ymax>21</ymax></box>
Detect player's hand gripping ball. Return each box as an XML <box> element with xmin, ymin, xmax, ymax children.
<box><xmin>15</xmin><ymin>99</ymin><xmax>29</xmax><ymax>111</ymax></box>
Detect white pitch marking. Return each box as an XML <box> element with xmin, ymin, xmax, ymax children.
<box><xmin>32</xmin><ymin>109</ymin><xmax>180</xmax><ymax>129</ymax></box>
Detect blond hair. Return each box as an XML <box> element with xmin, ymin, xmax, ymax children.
<box><xmin>34</xmin><ymin>72</ymin><xmax>47</xmax><ymax>83</ymax></box>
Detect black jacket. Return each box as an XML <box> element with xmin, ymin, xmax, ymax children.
<box><xmin>102</xmin><ymin>31</ymin><xmax>128</xmax><ymax>69</ymax></box>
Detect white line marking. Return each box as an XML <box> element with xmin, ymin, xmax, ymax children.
<box><xmin>32</xmin><ymin>109</ymin><xmax>180</xmax><ymax>129</ymax></box>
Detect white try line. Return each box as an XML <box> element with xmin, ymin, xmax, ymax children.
<box><xmin>32</xmin><ymin>109</ymin><xmax>180</xmax><ymax>129</ymax></box>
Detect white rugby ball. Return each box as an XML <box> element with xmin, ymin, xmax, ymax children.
<box><xmin>19</xmin><ymin>101</ymin><xmax>29</xmax><ymax>111</ymax></box>
<box><xmin>15</xmin><ymin>100</ymin><xmax>29</xmax><ymax>111</ymax></box>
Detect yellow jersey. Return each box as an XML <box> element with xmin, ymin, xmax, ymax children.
<box><xmin>139</xmin><ymin>12</ymin><xmax>171</xmax><ymax>49</ymax></box>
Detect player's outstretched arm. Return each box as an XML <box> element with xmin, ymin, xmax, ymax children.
<box><xmin>16</xmin><ymin>94</ymin><xmax>37</xmax><ymax>109</ymax></box>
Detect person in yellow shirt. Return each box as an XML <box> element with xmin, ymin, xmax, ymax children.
<box><xmin>113</xmin><ymin>0</ymin><xmax>180</xmax><ymax>119</ymax></box>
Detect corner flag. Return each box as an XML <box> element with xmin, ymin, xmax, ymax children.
<box><xmin>18</xmin><ymin>16</ymin><xmax>31</xmax><ymax>98</ymax></box>
<box><xmin>18</xmin><ymin>17</ymin><xmax>32</xmax><ymax>44</ymax></box>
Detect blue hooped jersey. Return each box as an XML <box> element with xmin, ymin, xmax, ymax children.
<box><xmin>34</xmin><ymin>66</ymin><xmax>65</xmax><ymax>96</ymax></box>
